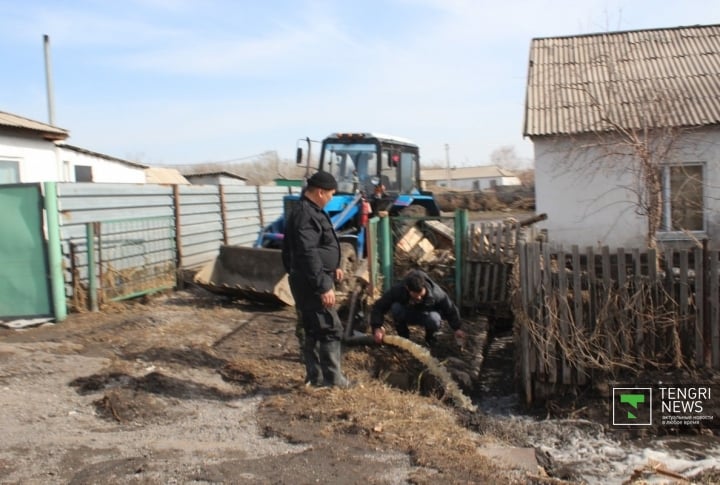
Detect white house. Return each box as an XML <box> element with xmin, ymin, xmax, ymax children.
<box><xmin>524</xmin><ymin>24</ymin><xmax>720</xmax><ymax>250</ymax></box>
<box><xmin>58</xmin><ymin>144</ymin><xmax>147</xmax><ymax>183</ymax></box>
<box><xmin>421</xmin><ymin>165</ymin><xmax>521</xmax><ymax>191</ymax></box>
<box><xmin>0</xmin><ymin>110</ymin><xmax>148</xmax><ymax>184</ymax></box>
<box><xmin>0</xmin><ymin>111</ymin><xmax>68</xmax><ymax>183</ymax></box>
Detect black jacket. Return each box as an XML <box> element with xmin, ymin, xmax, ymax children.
<box><xmin>281</xmin><ymin>196</ymin><xmax>340</xmax><ymax>297</ymax></box>
<box><xmin>370</xmin><ymin>270</ymin><xmax>461</xmax><ymax>330</ymax></box>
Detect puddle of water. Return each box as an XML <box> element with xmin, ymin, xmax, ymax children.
<box><xmin>477</xmin><ymin>333</ymin><xmax>720</xmax><ymax>484</ymax></box>
<box><xmin>479</xmin><ymin>394</ymin><xmax>720</xmax><ymax>483</ymax></box>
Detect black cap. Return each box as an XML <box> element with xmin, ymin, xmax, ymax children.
<box><xmin>306</xmin><ymin>171</ymin><xmax>338</xmax><ymax>190</ymax></box>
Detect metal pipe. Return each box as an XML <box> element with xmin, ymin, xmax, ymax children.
<box><xmin>43</xmin><ymin>182</ymin><xmax>67</xmax><ymax>320</ymax></box>
<box><xmin>379</xmin><ymin>214</ymin><xmax>392</xmax><ymax>290</ymax></box>
<box><xmin>454</xmin><ymin>209</ymin><xmax>468</xmax><ymax>308</ymax></box>
<box><xmin>95</xmin><ymin>222</ymin><xmax>103</xmax><ymax>306</ymax></box>
<box><xmin>86</xmin><ymin>222</ymin><xmax>98</xmax><ymax>312</ymax></box>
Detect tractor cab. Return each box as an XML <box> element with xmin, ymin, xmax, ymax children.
<box><xmin>315</xmin><ymin>133</ymin><xmax>438</xmax><ymax>216</ymax></box>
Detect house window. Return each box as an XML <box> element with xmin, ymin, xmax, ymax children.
<box><xmin>660</xmin><ymin>164</ymin><xmax>704</xmax><ymax>232</ymax></box>
<box><xmin>75</xmin><ymin>165</ymin><xmax>93</xmax><ymax>182</ymax></box>
<box><xmin>0</xmin><ymin>160</ymin><xmax>20</xmax><ymax>183</ymax></box>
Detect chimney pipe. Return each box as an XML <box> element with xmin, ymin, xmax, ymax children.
<box><xmin>43</xmin><ymin>34</ymin><xmax>56</xmax><ymax>126</ymax></box>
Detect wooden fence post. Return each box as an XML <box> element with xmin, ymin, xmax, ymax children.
<box><xmin>172</xmin><ymin>184</ymin><xmax>184</xmax><ymax>288</ymax></box>
<box><xmin>519</xmin><ymin>242</ymin><xmax>532</xmax><ymax>405</ymax></box>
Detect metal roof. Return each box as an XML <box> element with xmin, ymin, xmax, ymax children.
<box><xmin>184</xmin><ymin>171</ymin><xmax>247</xmax><ymax>180</ymax></box>
<box><xmin>59</xmin><ymin>144</ymin><xmax>148</xmax><ymax>168</ymax></box>
<box><xmin>326</xmin><ymin>132</ymin><xmax>418</xmax><ymax>147</ymax></box>
<box><xmin>145</xmin><ymin>167</ymin><xmax>190</xmax><ymax>184</ymax></box>
<box><xmin>0</xmin><ymin>110</ymin><xmax>69</xmax><ymax>140</ymax></box>
<box><xmin>523</xmin><ymin>24</ymin><xmax>720</xmax><ymax>137</ymax></box>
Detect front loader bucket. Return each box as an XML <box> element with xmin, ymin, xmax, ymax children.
<box><xmin>194</xmin><ymin>246</ymin><xmax>294</xmax><ymax>306</ymax></box>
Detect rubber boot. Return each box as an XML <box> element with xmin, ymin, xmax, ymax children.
<box><xmin>318</xmin><ymin>339</ymin><xmax>350</xmax><ymax>388</ymax></box>
<box><xmin>302</xmin><ymin>335</ymin><xmax>323</xmax><ymax>386</ymax></box>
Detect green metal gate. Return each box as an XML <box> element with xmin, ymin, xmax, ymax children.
<box><xmin>0</xmin><ymin>184</ymin><xmax>52</xmax><ymax>319</ymax></box>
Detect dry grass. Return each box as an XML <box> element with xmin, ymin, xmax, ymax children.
<box><xmin>221</xmin><ymin>341</ymin><xmax>524</xmax><ymax>484</ymax></box>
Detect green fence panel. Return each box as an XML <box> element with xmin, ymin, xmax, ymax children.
<box><xmin>0</xmin><ymin>184</ymin><xmax>52</xmax><ymax>319</ymax></box>
<box><xmin>82</xmin><ymin>216</ymin><xmax>177</xmax><ymax>306</ymax></box>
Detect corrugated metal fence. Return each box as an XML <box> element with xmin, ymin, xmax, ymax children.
<box><xmin>57</xmin><ymin>183</ymin><xmax>297</xmax><ymax>309</ymax></box>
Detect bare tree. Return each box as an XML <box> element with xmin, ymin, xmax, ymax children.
<box><xmin>490</xmin><ymin>146</ymin><xmax>531</xmax><ymax>171</ymax></box>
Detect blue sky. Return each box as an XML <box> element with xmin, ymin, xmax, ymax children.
<box><xmin>2</xmin><ymin>0</ymin><xmax>719</xmax><ymax>167</ymax></box>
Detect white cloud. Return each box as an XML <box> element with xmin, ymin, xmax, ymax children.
<box><xmin>3</xmin><ymin>0</ymin><xmax>720</xmax><ymax>166</ymax></box>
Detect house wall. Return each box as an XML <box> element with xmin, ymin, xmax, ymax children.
<box><xmin>428</xmin><ymin>176</ymin><xmax>521</xmax><ymax>191</ymax></box>
<box><xmin>534</xmin><ymin>128</ymin><xmax>720</xmax><ymax>250</ymax></box>
<box><xmin>59</xmin><ymin>147</ymin><xmax>146</xmax><ymax>183</ymax></box>
<box><xmin>0</xmin><ymin>133</ymin><xmax>62</xmax><ymax>182</ymax></box>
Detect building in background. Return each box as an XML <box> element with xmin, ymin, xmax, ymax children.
<box><xmin>184</xmin><ymin>171</ymin><xmax>247</xmax><ymax>185</ymax></box>
<box><xmin>0</xmin><ymin>111</ymin><xmax>68</xmax><ymax>183</ymax></box>
<box><xmin>59</xmin><ymin>144</ymin><xmax>147</xmax><ymax>183</ymax></box>
<box><xmin>0</xmin><ymin>110</ymin><xmax>149</xmax><ymax>184</ymax></box>
<box><xmin>145</xmin><ymin>167</ymin><xmax>190</xmax><ymax>185</ymax></box>
<box><xmin>421</xmin><ymin>165</ymin><xmax>521</xmax><ymax>191</ymax></box>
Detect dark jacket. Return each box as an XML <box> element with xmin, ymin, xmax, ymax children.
<box><xmin>282</xmin><ymin>196</ymin><xmax>340</xmax><ymax>300</ymax></box>
<box><xmin>370</xmin><ymin>271</ymin><xmax>461</xmax><ymax>330</ymax></box>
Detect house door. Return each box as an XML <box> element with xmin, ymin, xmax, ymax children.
<box><xmin>0</xmin><ymin>184</ymin><xmax>52</xmax><ymax>319</ymax></box>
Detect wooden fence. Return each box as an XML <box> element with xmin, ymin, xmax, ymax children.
<box><xmin>516</xmin><ymin>241</ymin><xmax>720</xmax><ymax>404</ymax></box>
<box><xmin>461</xmin><ymin>214</ymin><xmax>543</xmax><ymax>318</ymax></box>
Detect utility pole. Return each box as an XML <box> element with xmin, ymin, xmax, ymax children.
<box><xmin>445</xmin><ymin>143</ymin><xmax>451</xmax><ymax>188</ymax></box>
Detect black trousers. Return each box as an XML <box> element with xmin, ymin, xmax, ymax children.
<box><xmin>289</xmin><ymin>272</ymin><xmax>346</xmax><ymax>386</ymax></box>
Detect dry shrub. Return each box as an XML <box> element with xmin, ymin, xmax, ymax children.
<box><xmin>433</xmin><ymin>190</ymin><xmax>508</xmax><ymax>212</ymax></box>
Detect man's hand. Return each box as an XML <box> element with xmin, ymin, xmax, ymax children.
<box><xmin>334</xmin><ymin>268</ymin><xmax>344</xmax><ymax>282</ymax></box>
<box><xmin>321</xmin><ymin>288</ymin><xmax>336</xmax><ymax>308</ymax></box>
<box><xmin>454</xmin><ymin>329</ymin><xmax>466</xmax><ymax>347</ymax></box>
<box><xmin>373</xmin><ymin>327</ymin><xmax>385</xmax><ymax>344</ymax></box>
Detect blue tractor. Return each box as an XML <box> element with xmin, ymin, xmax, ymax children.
<box><xmin>195</xmin><ymin>132</ymin><xmax>440</xmax><ymax>305</ymax></box>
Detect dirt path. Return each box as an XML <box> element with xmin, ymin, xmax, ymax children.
<box><xmin>0</xmin><ymin>288</ymin><xmax>531</xmax><ymax>485</ymax></box>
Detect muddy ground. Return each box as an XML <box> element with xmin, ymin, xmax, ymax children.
<box><xmin>1</xmin><ymin>286</ymin><xmax>718</xmax><ymax>485</ymax></box>
<box><xmin>0</xmin><ymin>286</ymin><xmax>537</xmax><ymax>485</ymax></box>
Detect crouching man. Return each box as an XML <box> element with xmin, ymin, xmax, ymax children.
<box><xmin>370</xmin><ymin>269</ymin><xmax>465</xmax><ymax>346</ymax></box>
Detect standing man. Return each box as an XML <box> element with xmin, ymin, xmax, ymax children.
<box><xmin>282</xmin><ymin>171</ymin><xmax>351</xmax><ymax>388</ymax></box>
<box><xmin>370</xmin><ymin>269</ymin><xmax>465</xmax><ymax>346</ymax></box>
